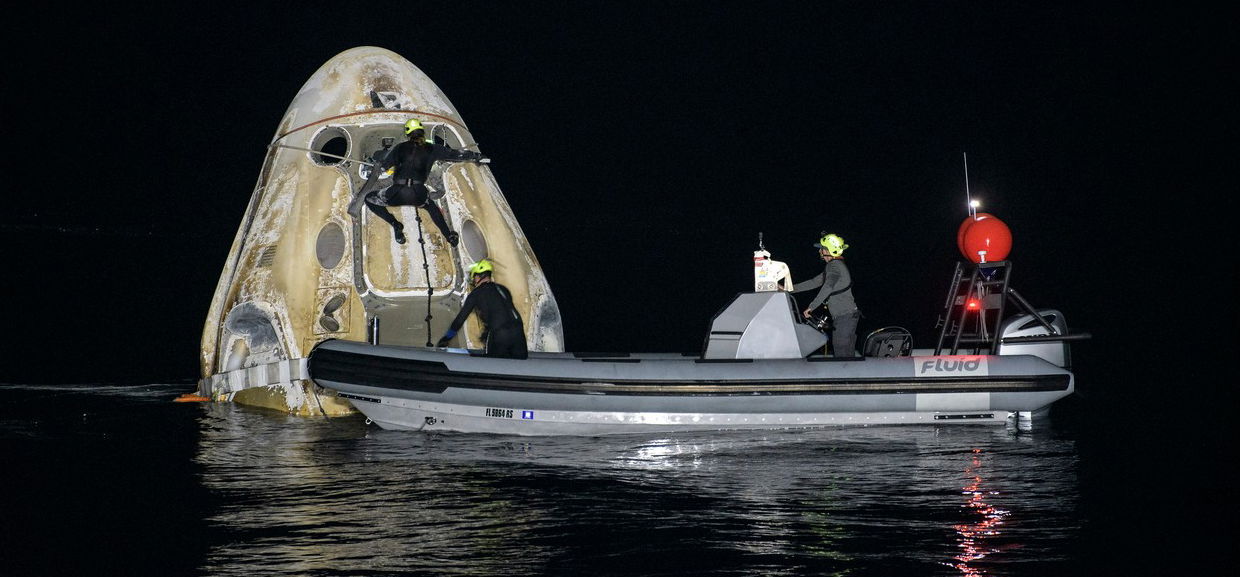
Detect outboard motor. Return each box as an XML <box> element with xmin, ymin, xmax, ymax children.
<box><xmin>996</xmin><ymin>309</ymin><xmax>1071</xmax><ymax>368</ymax></box>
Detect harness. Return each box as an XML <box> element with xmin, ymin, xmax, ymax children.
<box><xmin>823</xmin><ymin>259</ymin><xmax>852</xmax><ymax>300</ymax></box>
<box><xmin>825</xmin><ymin>280</ymin><xmax>853</xmax><ymax>299</ymax></box>
<box><xmin>821</xmin><ymin>260</ymin><xmax>860</xmax><ymax>318</ymax></box>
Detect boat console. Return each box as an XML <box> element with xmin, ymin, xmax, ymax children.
<box><xmin>702</xmin><ymin>292</ymin><xmax>829</xmax><ymax>359</ymax></box>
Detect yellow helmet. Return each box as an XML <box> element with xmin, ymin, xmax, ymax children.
<box><xmin>813</xmin><ymin>233</ymin><xmax>849</xmax><ymax>257</ymax></box>
<box><xmin>403</xmin><ymin>119</ymin><xmax>425</xmax><ymax>135</ymax></box>
<box><xmin>468</xmin><ymin>259</ymin><xmax>494</xmax><ymax>276</ymax></box>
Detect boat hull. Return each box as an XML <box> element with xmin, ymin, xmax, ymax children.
<box><xmin>309</xmin><ymin>340</ymin><xmax>1073</xmax><ymax>435</ymax></box>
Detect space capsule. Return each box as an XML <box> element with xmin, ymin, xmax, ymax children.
<box><xmin>197</xmin><ymin>47</ymin><xmax>563</xmax><ymax>414</ymax></box>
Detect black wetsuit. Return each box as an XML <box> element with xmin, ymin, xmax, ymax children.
<box><xmin>445</xmin><ymin>282</ymin><xmax>528</xmax><ymax>359</ymax></box>
<box><xmin>364</xmin><ymin>137</ymin><xmax>482</xmax><ymax>242</ymax></box>
<box><xmin>793</xmin><ymin>258</ymin><xmax>861</xmax><ymax>357</ymax></box>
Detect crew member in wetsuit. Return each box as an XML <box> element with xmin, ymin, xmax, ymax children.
<box><xmin>364</xmin><ymin>118</ymin><xmax>485</xmax><ymax>245</ymax></box>
<box><xmin>793</xmin><ymin>233</ymin><xmax>861</xmax><ymax>357</ymax></box>
<box><xmin>436</xmin><ymin>259</ymin><xmax>528</xmax><ymax>359</ymax></box>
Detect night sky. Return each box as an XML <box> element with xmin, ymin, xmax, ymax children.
<box><xmin>5</xmin><ymin>3</ymin><xmax>1231</xmax><ymax>398</ymax></box>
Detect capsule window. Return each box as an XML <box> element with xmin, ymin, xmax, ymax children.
<box><xmin>310</xmin><ymin>126</ymin><xmax>350</xmax><ymax>166</ymax></box>
<box><xmin>431</xmin><ymin>123</ymin><xmax>464</xmax><ymax>148</ymax></box>
<box><xmin>460</xmin><ymin>219</ymin><xmax>487</xmax><ymax>263</ymax></box>
<box><xmin>315</xmin><ymin>222</ymin><xmax>347</xmax><ymax>269</ymax></box>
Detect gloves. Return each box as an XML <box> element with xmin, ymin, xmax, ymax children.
<box><xmin>436</xmin><ymin>329</ymin><xmax>457</xmax><ymax>348</ymax></box>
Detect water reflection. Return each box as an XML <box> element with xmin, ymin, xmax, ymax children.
<box><xmin>949</xmin><ymin>448</ymin><xmax>1011</xmax><ymax>575</ymax></box>
<box><xmin>195</xmin><ymin>404</ymin><xmax>562</xmax><ymax>575</ymax></box>
<box><xmin>194</xmin><ymin>405</ymin><xmax>1080</xmax><ymax>576</ymax></box>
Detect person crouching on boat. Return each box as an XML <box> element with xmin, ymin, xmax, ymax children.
<box><xmin>793</xmin><ymin>233</ymin><xmax>861</xmax><ymax>357</ymax></box>
<box><xmin>436</xmin><ymin>259</ymin><xmax>528</xmax><ymax>359</ymax></box>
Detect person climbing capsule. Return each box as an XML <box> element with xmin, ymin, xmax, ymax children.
<box><xmin>362</xmin><ymin>118</ymin><xmax>486</xmax><ymax>245</ymax></box>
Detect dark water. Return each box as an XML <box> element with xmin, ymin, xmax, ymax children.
<box><xmin>0</xmin><ymin>382</ymin><xmax>1226</xmax><ymax>576</ymax></box>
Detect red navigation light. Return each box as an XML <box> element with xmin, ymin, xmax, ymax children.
<box><xmin>966</xmin><ymin>298</ymin><xmax>982</xmax><ymax>311</ymax></box>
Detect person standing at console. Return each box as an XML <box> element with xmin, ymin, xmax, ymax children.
<box><xmin>793</xmin><ymin>233</ymin><xmax>861</xmax><ymax>357</ymax></box>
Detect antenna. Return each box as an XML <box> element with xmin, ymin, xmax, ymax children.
<box><xmin>963</xmin><ymin>152</ymin><xmax>974</xmax><ymax>219</ymax></box>
<box><xmin>758</xmin><ymin>232</ymin><xmax>765</xmax><ymax>251</ymax></box>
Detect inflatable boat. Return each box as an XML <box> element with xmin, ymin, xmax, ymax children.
<box><xmin>310</xmin><ymin>258</ymin><xmax>1087</xmax><ymax>435</ymax></box>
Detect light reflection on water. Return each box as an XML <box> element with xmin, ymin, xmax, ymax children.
<box><xmin>948</xmin><ymin>448</ymin><xmax>1011</xmax><ymax>576</ymax></box>
<box><xmin>195</xmin><ymin>403</ymin><xmax>1079</xmax><ymax>576</ymax></box>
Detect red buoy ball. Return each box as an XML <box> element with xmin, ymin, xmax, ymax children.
<box><xmin>956</xmin><ymin>213</ymin><xmax>994</xmax><ymax>257</ymax></box>
<box><xmin>962</xmin><ymin>216</ymin><xmax>1012</xmax><ymax>263</ymax></box>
